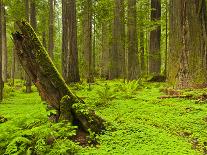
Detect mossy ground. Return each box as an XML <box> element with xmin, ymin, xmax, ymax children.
<box><xmin>1</xmin><ymin>80</ymin><xmax>207</xmax><ymax>154</ymax></box>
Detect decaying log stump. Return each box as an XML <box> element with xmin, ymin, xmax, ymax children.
<box><xmin>12</xmin><ymin>21</ymin><xmax>105</xmax><ymax>133</ymax></box>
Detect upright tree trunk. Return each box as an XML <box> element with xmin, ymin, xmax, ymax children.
<box><xmin>82</xmin><ymin>0</ymin><xmax>94</xmax><ymax>83</ymax></box>
<box><xmin>12</xmin><ymin>21</ymin><xmax>105</xmax><ymax>133</ymax></box>
<box><xmin>149</xmin><ymin>0</ymin><xmax>161</xmax><ymax>75</ymax></box>
<box><xmin>168</xmin><ymin>0</ymin><xmax>207</xmax><ymax>88</ymax></box>
<box><xmin>0</xmin><ymin>0</ymin><xmax>3</xmax><ymax>101</ymax></box>
<box><xmin>25</xmin><ymin>0</ymin><xmax>32</xmax><ymax>93</ymax></box>
<box><xmin>140</xmin><ymin>30</ymin><xmax>145</xmax><ymax>75</ymax></box>
<box><xmin>62</xmin><ymin>0</ymin><xmax>80</xmax><ymax>83</ymax></box>
<box><xmin>11</xmin><ymin>47</ymin><xmax>16</xmax><ymax>86</ymax></box>
<box><xmin>100</xmin><ymin>23</ymin><xmax>110</xmax><ymax>78</ymax></box>
<box><xmin>2</xmin><ymin>4</ymin><xmax>7</xmax><ymax>82</ymax></box>
<box><xmin>48</xmin><ymin>0</ymin><xmax>54</xmax><ymax>59</ymax></box>
<box><xmin>127</xmin><ymin>0</ymin><xmax>140</xmax><ymax>80</ymax></box>
<box><xmin>110</xmin><ymin>0</ymin><xmax>125</xmax><ymax>79</ymax></box>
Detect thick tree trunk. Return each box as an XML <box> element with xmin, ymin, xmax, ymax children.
<box><xmin>149</xmin><ymin>0</ymin><xmax>161</xmax><ymax>76</ymax></box>
<box><xmin>0</xmin><ymin>0</ymin><xmax>3</xmax><ymax>101</ymax></box>
<box><xmin>127</xmin><ymin>0</ymin><xmax>140</xmax><ymax>80</ymax></box>
<box><xmin>82</xmin><ymin>0</ymin><xmax>94</xmax><ymax>83</ymax></box>
<box><xmin>12</xmin><ymin>21</ymin><xmax>105</xmax><ymax>133</ymax></box>
<box><xmin>168</xmin><ymin>0</ymin><xmax>207</xmax><ymax>88</ymax></box>
<box><xmin>2</xmin><ymin>5</ymin><xmax>7</xmax><ymax>82</ymax></box>
<box><xmin>110</xmin><ymin>0</ymin><xmax>125</xmax><ymax>79</ymax></box>
<box><xmin>62</xmin><ymin>0</ymin><xmax>80</xmax><ymax>83</ymax></box>
<box><xmin>100</xmin><ymin>23</ymin><xmax>110</xmax><ymax>78</ymax></box>
<box><xmin>25</xmin><ymin>0</ymin><xmax>32</xmax><ymax>93</ymax></box>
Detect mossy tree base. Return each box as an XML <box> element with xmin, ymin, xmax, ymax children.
<box><xmin>12</xmin><ymin>21</ymin><xmax>105</xmax><ymax>133</ymax></box>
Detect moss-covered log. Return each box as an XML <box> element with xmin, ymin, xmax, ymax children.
<box><xmin>12</xmin><ymin>21</ymin><xmax>105</xmax><ymax>133</ymax></box>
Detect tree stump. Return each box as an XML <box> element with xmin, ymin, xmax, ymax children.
<box><xmin>12</xmin><ymin>21</ymin><xmax>105</xmax><ymax>133</ymax></box>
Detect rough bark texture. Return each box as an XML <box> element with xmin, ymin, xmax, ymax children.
<box><xmin>0</xmin><ymin>0</ymin><xmax>3</xmax><ymax>101</ymax></box>
<box><xmin>12</xmin><ymin>21</ymin><xmax>105</xmax><ymax>133</ymax></box>
<box><xmin>48</xmin><ymin>0</ymin><xmax>54</xmax><ymax>59</ymax></box>
<box><xmin>168</xmin><ymin>0</ymin><xmax>207</xmax><ymax>88</ymax></box>
<box><xmin>62</xmin><ymin>0</ymin><xmax>80</xmax><ymax>83</ymax></box>
<box><xmin>149</xmin><ymin>0</ymin><xmax>161</xmax><ymax>75</ymax></box>
<box><xmin>127</xmin><ymin>0</ymin><xmax>140</xmax><ymax>80</ymax></box>
<box><xmin>110</xmin><ymin>0</ymin><xmax>125</xmax><ymax>79</ymax></box>
<box><xmin>82</xmin><ymin>0</ymin><xmax>94</xmax><ymax>83</ymax></box>
<box><xmin>2</xmin><ymin>4</ymin><xmax>7</xmax><ymax>82</ymax></box>
<box><xmin>100</xmin><ymin>23</ymin><xmax>110</xmax><ymax>78</ymax></box>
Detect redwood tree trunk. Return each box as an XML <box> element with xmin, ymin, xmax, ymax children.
<box><xmin>2</xmin><ymin>4</ymin><xmax>7</xmax><ymax>82</ymax></box>
<box><xmin>168</xmin><ymin>0</ymin><xmax>207</xmax><ymax>88</ymax></box>
<box><xmin>127</xmin><ymin>0</ymin><xmax>140</xmax><ymax>80</ymax></box>
<box><xmin>149</xmin><ymin>0</ymin><xmax>161</xmax><ymax>75</ymax></box>
<box><xmin>12</xmin><ymin>21</ymin><xmax>105</xmax><ymax>133</ymax></box>
<box><xmin>48</xmin><ymin>0</ymin><xmax>54</xmax><ymax>59</ymax></box>
<box><xmin>0</xmin><ymin>0</ymin><xmax>3</xmax><ymax>101</ymax></box>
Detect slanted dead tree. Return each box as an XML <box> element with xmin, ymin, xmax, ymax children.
<box><xmin>12</xmin><ymin>21</ymin><xmax>105</xmax><ymax>133</ymax></box>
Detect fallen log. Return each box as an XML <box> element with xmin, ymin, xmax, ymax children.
<box><xmin>158</xmin><ymin>94</ymin><xmax>193</xmax><ymax>99</ymax></box>
<box><xmin>12</xmin><ymin>21</ymin><xmax>105</xmax><ymax>133</ymax></box>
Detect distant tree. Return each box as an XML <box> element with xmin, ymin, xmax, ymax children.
<box><xmin>25</xmin><ymin>0</ymin><xmax>32</xmax><ymax>93</ymax></box>
<box><xmin>82</xmin><ymin>0</ymin><xmax>94</xmax><ymax>83</ymax></box>
<box><xmin>149</xmin><ymin>0</ymin><xmax>161</xmax><ymax>76</ymax></box>
<box><xmin>62</xmin><ymin>0</ymin><xmax>80</xmax><ymax>83</ymax></box>
<box><xmin>168</xmin><ymin>0</ymin><xmax>207</xmax><ymax>88</ymax></box>
<box><xmin>48</xmin><ymin>0</ymin><xmax>54</xmax><ymax>59</ymax></box>
<box><xmin>2</xmin><ymin>4</ymin><xmax>7</xmax><ymax>82</ymax></box>
<box><xmin>109</xmin><ymin>0</ymin><xmax>125</xmax><ymax>79</ymax></box>
<box><xmin>127</xmin><ymin>0</ymin><xmax>140</xmax><ymax>80</ymax></box>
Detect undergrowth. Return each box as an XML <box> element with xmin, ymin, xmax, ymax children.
<box><xmin>1</xmin><ymin>80</ymin><xmax>207</xmax><ymax>154</ymax></box>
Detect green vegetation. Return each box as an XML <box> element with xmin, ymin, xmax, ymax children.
<box><xmin>1</xmin><ymin>80</ymin><xmax>207</xmax><ymax>154</ymax></box>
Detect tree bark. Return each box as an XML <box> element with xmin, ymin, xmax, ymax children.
<box><xmin>0</xmin><ymin>0</ymin><xmax>3</xmax><ymax>101</ymax></box>
<box><xmin>168</xmin><ymin>0</ymin><xmax>207</xmax><ymax>88</ymax></box>
<box><xmin>62</xmin><ymin>0</ymin><xmax>80</xmax><ymax>83</ymax></box>
<box><xmin>110</xmin><ymin>0</ymin><xmax>125</xmax><ymax>79</ymax></box>
<box><xmin>48</xmin><ymin>0</ymin><xmax>54</xmax><ymax>59</ymax></box>
<box><xmin>12</xmin><ymin>21</ymin><xmax>105</xmax><ymax>133</ymax></box>
<box><xmin>2</xmin><ymin>4</ymin><xmax>7</xmax><ymax>82</ymax></box>
<box><xmin>127</xmin><ymin>0</ymin><xmax>140</xmax><ymax>80</ymax></box>
<box><xmin>149</xmin><ymin>0</ymin><xmax>161</xmax><ymax>75</ymax></box>
<box><xmin>82</xmin><ymin>0</ymin><xmax>94</xmax><ymax>83</ymax></box>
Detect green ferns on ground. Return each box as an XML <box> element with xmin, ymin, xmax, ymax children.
<box><xmin>1</xmin><ymin>80</ymin><xmax>207</xmax><ymax>154</ymax></box>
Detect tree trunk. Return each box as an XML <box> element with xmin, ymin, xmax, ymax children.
<box><xmin>100</xmin><ymin>22</ymin><xmax>110</xmax><ymax>78</ymax></box>
<box><xmin>110</xmin><ymin>0</ymin><xmax>125</xmax><ymax>79</ymax></box>
<box><xmin>25</xmin><ymin>0</ymin><xmax>32</xmax><ymax>93</ymax></box>
<box><xmin>2</xmin><ymin>4</ymin><xmax>7</xmax><ymax>82</ymax></box>
<box><xmin>12</xmin><ymin>21</ymin><xmax>105</xmax><ymax>133</ymax></box>
<box><xmin>11</xmin><ymin>47</ymin><xmax>16</xmax><ymax>86</ymax></box>
<box><xmin>62</xmin><ymin>0</ymin><xmax>80</xmax><ymax>83</ymax></box>
<box><xmin>149</xmin><ymin>0</ymin><xmax>161</xmax><ymax>75</ymax></box>
<box><xmin>168</xmin><ymin>0</ymin><xmax>207</xmax><ymax>88</ymax></box>
<box><xmin>82</xmin><ymin>0</ymin><xmax>94</xmax><ymax>83</ymax></box>
<box><xmin>48</xmin><ymin>0</ymin><xmax>54</xmax><ymax>59</ymax></box>
<box><xmin>0</xmin><ymin>0</ymin><xmax>3</xmax><ymax>101</ymax></box>
<box><xmin>127</xmin><ymin>0</ymin><xmax>140</xmax><ymax>80</ymax></box>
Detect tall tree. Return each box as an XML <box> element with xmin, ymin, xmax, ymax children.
<box><xmin>109</xmin><ymin>0</ymin><xmax>125</xmax><ymax>79</ymax></box>
<box><xmin>25</xmin><ymin>0</ymin><xmax>32</xmax><ymax>93</ymax></box>
<box><xmin>0</xmin><ymin>0</ymin><xmax>3</xmax><ymax>101</ymax></box>
<box><xmin>127</xmin><ymin>0</ymin><xmax>140</xmax><ymax>80</ymax></box>
<box><xmin>2</xmin><ymin>4</ymin><xmax>7</xmax><ymax>82</ymax></box>
<box><xmin>149</xmin><ymin>0</ymin><xmax>161</xmax><ymax>75</ymax></box>
<box><xmin>168</xmin><ymin>0</ymin><xmax>207</xmax><ymax>88</ymax></box>
<box><xmin>62</xmin><ymin>0</ymin><xmax>80</xmax><ymax>83</ymax></box>
<box><xmin>82</xmin><ymin>0</ymin><xmax>94</xmax><ymax>83</ymax></box>
<box><xmin>48</xmin><ymin>0</ymin><xmax>54</xmax><ymax>59</ymax></box>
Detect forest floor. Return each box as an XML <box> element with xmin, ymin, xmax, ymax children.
<box><xmin>1</xmin><ymin>80</ymin><xmax>207</xmax><ymax>154</ymax></box>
